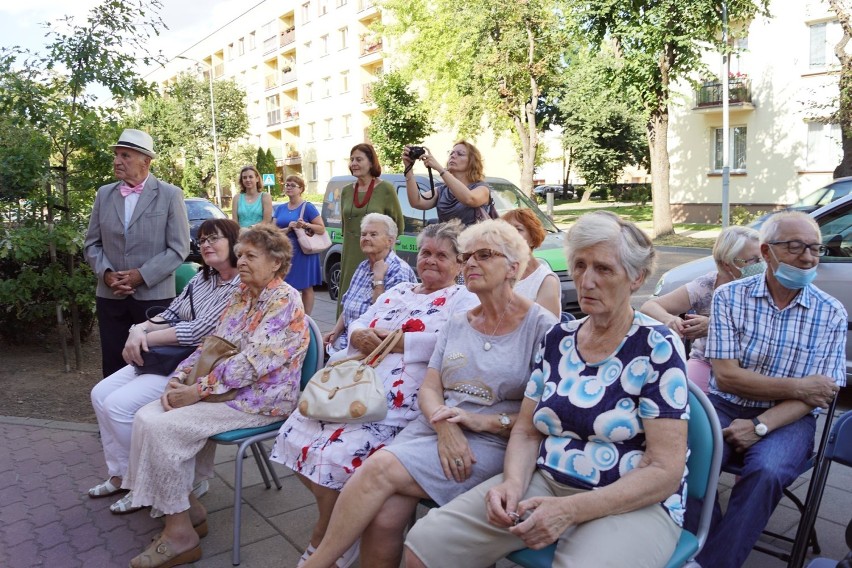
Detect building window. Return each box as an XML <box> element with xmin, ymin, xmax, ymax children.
<box><xmin>327</xmin><ymin>160</ymin><xmax>335</xmax><ymax>177</ymax></box>
<box><xmin>308</xmin><ymin>122</ymin><xmax>316</xmax><ymax>141</ymax></box>
<box><xmin>809</xmin><ymin>21</ymin><xmax>841</xmax><ymax>70</ymax></box>
<box><xmin>340</xmin><ymin>71</ymin><xmax>349</xmax><ymax>93</ymax></box>
<box><xmin>339</xmin><ymin>26</ymin><xmax>348</xmax><ymax>50</ymax></box>
<box><xmin>320</xmin><ymin>34</ymin><xmax>329</xmax><ymax>56</ymax></box>
<box><xmin>303</xmin><ymin>41</ymin><xmax>312</xmax><ymax>61</ymax></box>
<box><xmin>322</xmin><ymin>76</ymin><xmax>331</xmax><ymax>98</ymax></box>
<box><xmin>228</xmin><ymin>43</ymin><xmax>234</xmax><ymax>60</ymax></box>
<box><xmin>318</xmin><ymin>0</ymin><xmax>328</xmax><ymax>16</ymax></box>
<box><xmin>249</xmin><ymin>32</ymin><xmax>256</xmax><ymax>50</ymax></box>
<box><xmin>238</xmin><ymin>37</ymin><xmax>245</xmax><ymax>56</ymax></box>
<box><xmin>324</xmin><ymin>118</ymin><xmax>333</xmax><ymax>139</ymax></box>
<box><xmin>305</xmin><ymin>82</ymin><xmax>314</xmax><ymax>102</ymax></box>
<box><xmin>309</xmin><ymin>161</ymin><xmax>318</xmax><ymax>181</ymax></box>
<box><xmin>337</xmin><ymin>0</ymin><xmax>347</xmax><ymax>6</ymax></box>
<box><xmin>343</xmin><ymin>114</ymin><xmax>351</xmax><ymax>136</ymax></box>
<box><xmin>302</xmin><ymin>2</ymin><xmax>311</xmax><ymax>22</ymax></box>
<box><xmin>712</xmin><ymin>126</ymin><xmax>747</xmax><ymax>172</ymax></box>
<box><xmin>806</xmin><ymin>122</ymin><xmax>842</xmax><ymax>170</ymax></box>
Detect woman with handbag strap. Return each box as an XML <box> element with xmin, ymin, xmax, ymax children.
<box><xmin>123</xmin><ymin>224</ymin><xmax>310</xmax><ymax>568</ymax></box>
<box><xmin>299</xmin><ymin>220</ymin><xmax>557</xmax><ymax>568</ymax></box>
<box><xmin>273</xmin><ymin>174</ymin><xmax>325</xmax><ymax>314</ymax></box>
<box><xmin>88</xmin><ymin>219</ymin><xmax>241</xmax><ymax>515</ymax></box>
<box><xmin>270</xmin><ymin>220</ymin><xmax>479</xmax><ymax>568</ymax></box>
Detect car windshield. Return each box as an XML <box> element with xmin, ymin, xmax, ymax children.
<box><xmin>186</xmin><ymin>200</ymin><xmax>226</xmax><ymax>221</ymax></box>
<box><xmin>794</xmin><ymin>181</ymin><xmax>852</xmax><ymax>208</ymax></box>
<box><xmin>490</xmin><ymin>182</ymin><xmax>559</xmax><ymax>233</ymax></box>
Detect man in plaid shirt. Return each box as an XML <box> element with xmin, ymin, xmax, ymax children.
<box><xmin>697</xmin><ymin>211</ymin><xmax>847</xmax><ymax>568</ymax></box>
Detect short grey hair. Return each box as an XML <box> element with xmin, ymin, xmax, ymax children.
<box><xmin>361</xmin><ymin>213</ymin><xmax>399</xmax><ymax>241</ymax></box>
<box><xmin>458</xmin><ymin>219</ymin><xmax>529</xmax><ymax>281</ymax></box>
<box><xmin>712</xmin><ymin>225</ymin><xmax>760</xmax><ymax>267</ymax></box>
<box><xmin>760</xmin><ymin>211</ymin><xmax>820</xmax><ymax>244</ymax></box>
<box><xmin>418</xmin><ymin>219</ymin><xmax>464</xmax><ymax>256</ymax></box>
<box><xmin>565</xmin><ymin>211</ymin><xmax>656</xmax><ymax>282</ymax></box>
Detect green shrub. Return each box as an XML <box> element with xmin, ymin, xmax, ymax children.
<box><xmin>730</xmin><ymin>206</ymin><xmax>768</xmax><ymax>226</ymax></box>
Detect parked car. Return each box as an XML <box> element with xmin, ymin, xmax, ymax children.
<box><xmin>652</xmin><ymin>194</ymin><xmax>852</xmax><ymax>384</ymax></box>
<box><xmin>184</xmin><ymin>197</ymin><xmax>227</xmax><ymax>264</ymax></box>
<box><xmin>750</xmin><ymin>177</ymin><xmax>852</xmax><ymax>228</ymax></box>
<box><xmin>533</xmin><ymin>184</ymin><xmax>575</xmax><ymax>201</ymax></box>
<box><xmin>318</xmin><ymin>174</ymin><xmax>580</xmax><ymax>315</ymax></box>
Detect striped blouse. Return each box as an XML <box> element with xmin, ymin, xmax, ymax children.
<box><xmin>159</xmin><ymin>270</ymin><xmax>240</xmax><ymax>346</ymax></box>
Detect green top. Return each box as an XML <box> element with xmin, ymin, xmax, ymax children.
<box><xmin>338</xmin><ymin>179</ymin><xmax>405</xmax><ymax>313</ymax></box>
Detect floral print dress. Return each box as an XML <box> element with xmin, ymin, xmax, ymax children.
<box><xmin>270</xmin><ymin>282</ymin><xmax>478</xmax><ymax>489</ymax></box>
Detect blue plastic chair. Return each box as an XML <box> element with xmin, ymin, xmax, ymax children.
<box><xmin>210</xmin><ymin>314</ymin><xmax>323</xmax><ymax>565</ymax></box>
<box><xmin>506</xmin><ymin>380</ymin><xmax>723</xmax><ymax>568</ymax></box>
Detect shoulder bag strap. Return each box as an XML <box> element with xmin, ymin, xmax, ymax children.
<box><xmin>187</xmin><ymin>282</ymin><xmax>196</xmax><ymax>319</ymax></box>
<box><xmin>298</xmin><ymin>201</ymin><xmax>308</xmax><ymax>221</ymax></box>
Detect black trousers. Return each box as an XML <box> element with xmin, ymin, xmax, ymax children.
<box><xmin>96</xmin><ymin>296</ymin><xmax>174</xmax><ymax>378</ymax></box>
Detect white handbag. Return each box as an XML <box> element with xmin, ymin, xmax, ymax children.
<box><xmin>298</xmin><ymin>329</ymin><xmax>402</xmax><ymax>423</ymax></box>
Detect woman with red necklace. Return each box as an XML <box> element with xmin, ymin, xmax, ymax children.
<box><xmin>338</xmin><ymin>143</ymin><xmax>404</xmax><ymax>305</ymax></box>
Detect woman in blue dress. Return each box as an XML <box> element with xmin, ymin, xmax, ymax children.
<box><xmin>273</xmin><ymin>174</ymin><xmax>324</xmax><ymax>314</ymax></box>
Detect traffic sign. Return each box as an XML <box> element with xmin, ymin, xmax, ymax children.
<box><xmin>262</xmin><ymin>173</ymin><xmax>275</xmax><ymax>187</ymax></box>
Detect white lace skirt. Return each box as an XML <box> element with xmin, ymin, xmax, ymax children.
<box><xmin>124</xmin><ymin>400</ymin><xmax>279</xmax><ymax>515</ymax></box>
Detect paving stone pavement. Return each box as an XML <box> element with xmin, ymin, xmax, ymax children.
<box><xmin>0</xmin><ymin>290</ymin><xmax>848</xmax><ymax>567</ymax></box>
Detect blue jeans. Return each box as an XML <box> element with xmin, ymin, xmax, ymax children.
<box><xmin>695</xmin><ymin>395</ymin><xmax>815</xmax><ymax>568</ymax></box>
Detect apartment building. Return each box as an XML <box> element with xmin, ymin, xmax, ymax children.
<box><xmin>149</xmin><ymin>0</ymin><xmax>521</xmax><ymax>195</ymax></box>
<box><xmin>667</xmin><ymin>0</ymin><xmax>843</xmax><ymax>222</ymax></box>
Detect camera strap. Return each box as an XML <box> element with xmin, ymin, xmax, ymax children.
<box><xmin>403</xmin><ymin>160</ymin><xmax>436</xmax><ymax>200</ymax></box>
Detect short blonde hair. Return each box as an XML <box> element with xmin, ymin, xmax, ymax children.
<box><xmin>458</xmin><ymin>219</ymin><xmax>529</xmax><ymax>282</ymax></box>
<box><xmin>713</xmin><ymin>225</ymin><xmax>760</xmax><ymax>268</ymax></box>
<box><xmin>565</xmin><ymin>211</ymin><xmax>656</xmax><ymax>282</ymax></box>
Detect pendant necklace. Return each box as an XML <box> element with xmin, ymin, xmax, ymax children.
<box><xmin>482</xmin><ymin>297</ymin><xmax>512</xmax><ymax>351</ymax></box>
<box><xmin>352</xmin><ymin>178</ymin><xmax>377</xmax><ymax>208</ymax></box>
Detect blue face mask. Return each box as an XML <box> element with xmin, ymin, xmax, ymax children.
<box><xmin>770</xmin><ymin>249</ymin><xmax>817</xmax><ymax>290</ymax></box>
<box><xmin>738</xmin><ymin>260</ymin><xmax>766</xmax><ymax>279</ymax></box>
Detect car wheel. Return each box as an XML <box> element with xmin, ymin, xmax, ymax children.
<box><xmin>327</xmin><ymin>260</ymin><xmax>341</xmax><ymax>301</ymax></box>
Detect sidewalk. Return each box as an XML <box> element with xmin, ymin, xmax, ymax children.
<box><xmin>0</xmin><ymin>291</ymin><xmax>848</xmax><ymax>567</ymax></box>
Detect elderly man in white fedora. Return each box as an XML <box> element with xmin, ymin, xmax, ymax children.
<box><xmin>85</xmin><ymin>129</ymin><xmax>190</xmax><ymax>377</ymax></box>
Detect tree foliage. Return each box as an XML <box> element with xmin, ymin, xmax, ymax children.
<box><xmin>571</xmin><ymin>0</ymin><xmax>768</xmax><ymax>236</ymax></box>
<box><xmin>829</xmin><ymin>0</ymin><xmax>852</xmax><ymax>178</ymax></box>
<box><xmin>131</xmin><ymin>73</ymin><xmax>250</xmax><ymax>199</ymax></box>
<box><xmin>366</xmin><ymin>71</ymin><xmax>434</xmax><ymax>167</ymax></box>
<box><xmin>380</xmin><ymin>0</ymin><xmax>572</xmax><ymax>194</ymax></box>
<box><xmin>557</xmin><ymin>50</ymin><xmax>647</xmax><ymax>188</ymax></box>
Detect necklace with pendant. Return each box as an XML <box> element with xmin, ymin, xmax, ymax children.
<box><xmin>482</xmin><ymin>297</ymin><xmax>512</xmax><ymax>351</ymax></box>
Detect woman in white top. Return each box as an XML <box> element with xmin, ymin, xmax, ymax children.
<box><xmin>502</xmin><ymin>208</ymin><xmax>561</xmax><ymax>317</ymax></box>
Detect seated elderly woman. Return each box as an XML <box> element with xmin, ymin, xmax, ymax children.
<box><xmin>270</xmin><ymin>220</ymin><xmax>478</xmax><ymax>567</ymax></box>
<box><xmin>300</xmin><ymin>219</ymin><xmax>558</xmax><ymax>568</ymax></box>
<box><xmin>322</xmin><ymin>212</ymin><xmax>417</xmax><ymax>354</ymax></box>
<box><xmin>404</xmin><ymin>211</ymin><xmax>690</xmax><ymax>568</ymax></box>
<box><xmin>640</xmin><ymin>225</ymin><xmax>761</xmax><ymax>392</ymax></box>
<box><xmin>88</xmin><ymin>218</ymin><xmax>241</xmax><ymax>515</ymax></box>
<box><xmin>123</xmin><ymin>224</ymin><xmax>310</xmax><ymax>568</ymax></box>
<box><xmin>501</xmin><ymin>208</ymin><xmax>562</xmax><ymax>317</ymax></box>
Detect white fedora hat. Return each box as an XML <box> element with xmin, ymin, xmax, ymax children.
<box><xmin>111</xmin><ymin>129</ymin><xmax>157</xmax><ymax>159</ymax></box>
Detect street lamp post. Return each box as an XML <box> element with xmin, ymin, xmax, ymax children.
<box><xmin>176</xmin><ymin>56</ymin><xmax>222</xmax><ymax>208</ymax></box>
<box><xmin>721</xmin><ymin>1</ymin><xmax>731</xmax><ymax>228</ymax></box>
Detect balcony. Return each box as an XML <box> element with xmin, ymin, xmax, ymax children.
<box><xmin>265</xmin><ymin>73</ymin><xmax>279</xmax><ymax>90</ymax></box>
<box><xmin>282</xmin><ymin>106</ymin><xmax>300</xmax><ymax>123</ymax></box>
<box><xmin>263</xmin><ymin>35</ymin><xmax>278</xmax><ymax>54</ymax></box>
<box><xmin>284</xmin><ymin>152</ymin><xmax>302</xmax><ymax>166</ymax></box>
<box><xmin>694</xmin><ymin>78</ymin><xmax>754</xmax><ymax>111</ymax></box>
<box><xmin>281</xmin><ymin>69</ymin><xmax>297</xmax><ymax>84</ymax></box>
<box><xmin>361</xmin><ymin>83</ymin><xmax>375</xmax><ymax>103</ymax></box>
<box><xmin>358</xmin><ymin>0</ymin><xmax>374</xmax><ymax>10</ymax></box>
<box><xmin>360</xmin><ymin>37</ymin><xmax>382</xmax><ymax>57</ymax></box>
<box><xmin>280</xmin><ymin>28</ymin><xmax>295</xmax><ymax>48</ymax></box>
<box><xmin>213</xmin><ymin>63</ymin><xmax>224</xmax><ymax>78</ymax></box>
<box><xmin>267</xmin><ymin>109</ymin><xmax>281</xmax><ymax>126</ymax></box>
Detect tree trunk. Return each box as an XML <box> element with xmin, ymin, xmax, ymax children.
<box><xmin>830</xmin><ymin>0</ymin><xmax>852</xmax><ymax>177</ymax></box>
<box><xmin>647</xmin><ymin>108</ymin><xmax>674</xmax><ymax>237</ymax></box>
<box><xmin>45</xmin><ymin>177</ymin><xmax>71</xmax><ymax>373</ymax></box>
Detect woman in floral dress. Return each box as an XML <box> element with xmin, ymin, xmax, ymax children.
<box><xmin>270</xmin><ymin>220</ymin><xmax>478</xmax><ymax>567</ymax></box>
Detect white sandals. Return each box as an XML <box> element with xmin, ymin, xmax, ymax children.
<box><xmin>87</xmin><ymin>478</ymin><xmax>125</xmax><ymax>498</ymax></box>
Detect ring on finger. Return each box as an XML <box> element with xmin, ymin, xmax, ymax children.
<box><xmin>454</xmin><ymin>458</ymin><xmax>463</xmax><ymax>467</ymax></box>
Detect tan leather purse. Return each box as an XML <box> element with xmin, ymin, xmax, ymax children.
<box><xmin>183</xmin><ymin>335</ymin><xmax>240</xmax><ymax>403</ymax></box>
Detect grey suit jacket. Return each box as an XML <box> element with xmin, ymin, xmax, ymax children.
<box><xmin>84</xmin><ymin>175</ymin><xmax>190</xmax><ymax>301</ymax></box>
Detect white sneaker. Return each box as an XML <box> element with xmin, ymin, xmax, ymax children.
<box><xmin>150</xmin><ymin>479</ymin><xmax>210</xmax><ymax>519</ymax></box>
<box><xmin>335</xmin><ymin>540</ymin><xmax>360</xmax><ymax>568</ymax></box>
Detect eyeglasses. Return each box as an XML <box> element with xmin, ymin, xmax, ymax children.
<box><xmin>284</xmin><ymin>183</ymin><xmax>300</xmax><ymax>188</ymax></box>
<box><xmin>198</xmin><ymin>234</ymin><xmax>223</xmax><ymax>246</ymax></box>
<box><xmin>457</xmin><ymin>249</ymin><xmax>506</xmax><ymax>263</ymax></box>
<box><xmin>768</xmin><ymin>240</ymin><xmax>828</xmax><ymax>257</ymax></box>
<box><xmin>733</xmin><ymin>255</ymin><xmax>761</xmax><ymax>267</ymax></box>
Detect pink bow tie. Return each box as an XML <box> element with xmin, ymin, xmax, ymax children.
<box><xmin>119</xmin><ymin>182</ymin><xmax>144</xmax><ymax>197</ymax></box>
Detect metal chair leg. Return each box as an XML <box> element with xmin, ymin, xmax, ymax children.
<box><xmin>249</xmin><ymin>443</ymin><xmax>272</xmax><ymax>489</ymax></box>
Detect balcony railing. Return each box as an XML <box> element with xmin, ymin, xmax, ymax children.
<box><xmin>360</xmin><ymin>38</ymin><xmax>382</xmax><ymax>57</ymax></box>
<box><xmin>695</xmin><ymin>78</ymin><xmax>752</xmax><ymax>107</ymax></box>
<box><xmin>358</xmin><ymin>0</ymin><xmax>375</xmax><ymax>11</ymax></box>
<box><xmin>280</xmin><ymin>28</ymin><xmax>295</xmax><ymax>47</ymax></box>
<box><xmin>284</xmin><ymin>153</ymin><xmax>302</xmax><ymax>165</ymax></box>
<box><xmin>281</xmin><ymin>69</ymin><xmax>297</xmax><ymax>84</ymax></box>
<box><xmin>213</xmin><ymin>63</ymin><xmax>224</xmax><ymax>78</ymax></box>
<box><xmin>265</xmin><ymin>74</ymin><xmax>279</xmax><ymax>90</ymax></box>
<box><xmin>267</xmin><ymin>109</ymin><xmax>281</xmax><ymax>126</ymax></box>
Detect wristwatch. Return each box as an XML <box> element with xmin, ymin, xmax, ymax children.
<box><xmin>499</xmin><ymin>413</ymin><xmax>511</xmax><ymax>430</ymax></box>
<box><xmin>371</xmin><ymin>279</ymin><xmax>384</xmax><ymax>289</ymax></box>
<box><xmin>752</xmin><ymin>417</ymin><xmax>768</xmax><ymax>437</ymax></box>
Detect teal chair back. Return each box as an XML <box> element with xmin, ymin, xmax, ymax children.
<box><xmin>301</xmin><ymin>315</ymin><xmax>323</xmax><ymax>389</ymax></box>
<box><xmin>175</xmin><ymin>262</ymin><xmax>200</xmax><ymax>295</ymax></box>
<box><xmin>507</xmin><ymin>380</ymin><xmax>723</xmax><ymax>568</ymax></box>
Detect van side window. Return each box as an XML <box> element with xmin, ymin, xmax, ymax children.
<box><xmin>396</xmin><ymin>185</ymin><xmax>437</xmax><ymax>233</ymax></box>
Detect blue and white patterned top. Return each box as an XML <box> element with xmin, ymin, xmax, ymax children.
<box><xmin>338</xmin><ymin>251</ymin><xmax>417</xmax><ymax>350</ymax></box>
<box><xmin>706</xmin><ymin>275</ymin><xmax>847</xmax><ymax>407</ymax></box>
<box><xmin>526</xmin><ymin>311</ymin><xmax>690</xmax><ymax>527</ymax></box>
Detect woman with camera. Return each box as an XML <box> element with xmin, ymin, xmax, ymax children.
<box><xmin>403</xmin><ymin>141</ymin><xmax>494</xmax><ymax>227</ymax></box>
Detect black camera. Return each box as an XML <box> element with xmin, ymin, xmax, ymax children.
<box><xmin>408</xmin><ymin>146</ymin><xmax>427</xmax><ymax>160</ymax></box>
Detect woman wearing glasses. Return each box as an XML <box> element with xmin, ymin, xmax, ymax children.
<box><xmin>299</xmin><ymin>219</ymin><xmax>557</xmax><ymax>568</ymax></box>
<box><xmin>274</xmin><ymin>174</ymin><xmax>324</xmax><ymax>314</ymax></box>
<box><xmin>640</xmin><ymin>225</ymin><xmax>762</xmax><ymax>392</ymax></box>
<box><xmin>403</xmin><ymin>140</ymin><xmax>495</xmax><ymax>226</ymax></box>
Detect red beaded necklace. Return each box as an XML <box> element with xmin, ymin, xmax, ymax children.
<box><xmin>352</xmin><ymin>178</ymin><xmax>376</xmax><ymax>209</ymax></box>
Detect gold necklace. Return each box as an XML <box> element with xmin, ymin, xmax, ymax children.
<box><xmin>482</xmin><ymin>296</ymin><xmax>513</xmax><ymax>351</ymax></box>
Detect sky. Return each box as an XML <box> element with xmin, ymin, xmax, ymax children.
<box><xmin>0</xmin><ymin>0</ymin><xmax>264</xmax><ymax>74</ymax></box>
